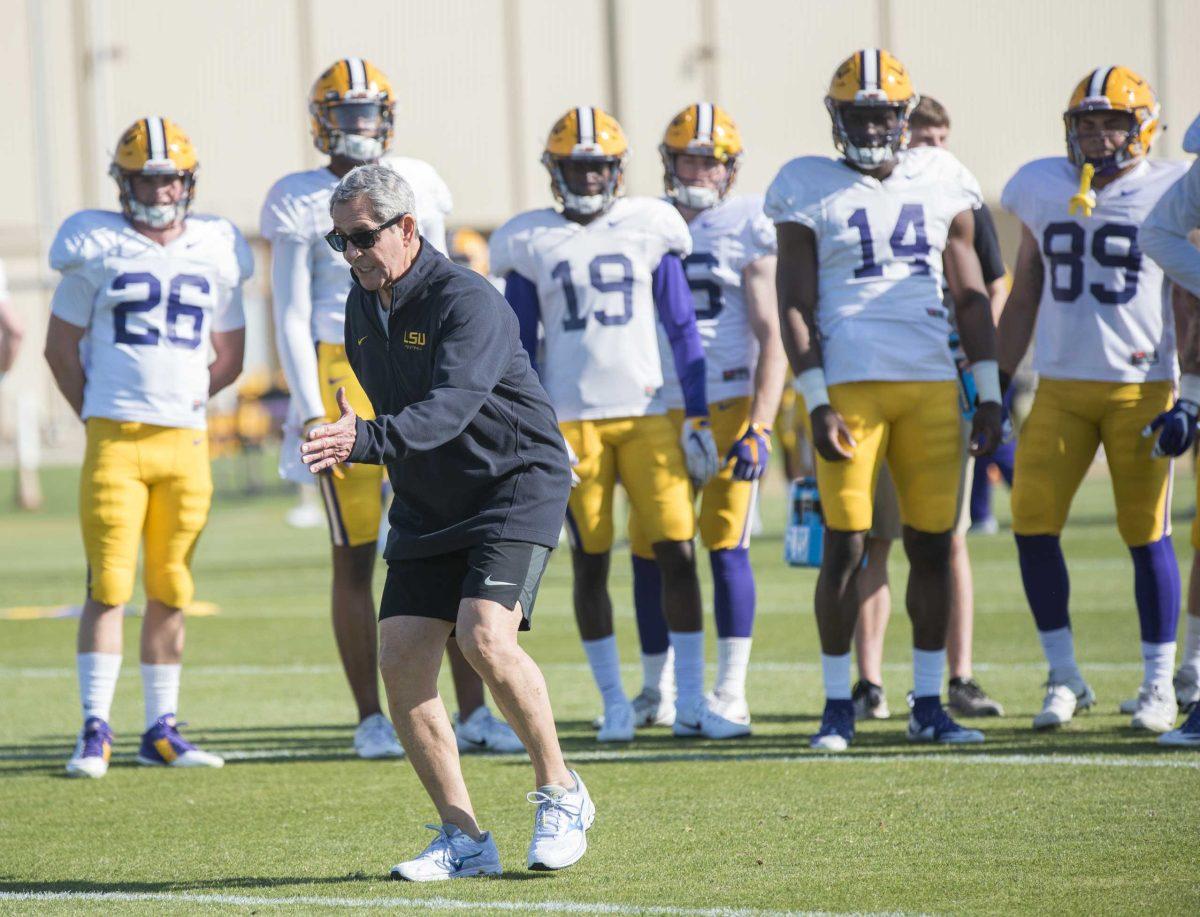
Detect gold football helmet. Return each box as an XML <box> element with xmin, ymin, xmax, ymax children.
<box><xmin>109</xmin><ymin>117</ymin><xmax>198</xmax><ymax>228</ymax></box>
<box><xmin>825</xmin><ymin>49</ymin><xmax>917</xmax><ymax>168</ymax></box>
<box><xmin>541</xmin><ymin>106</ymin><xmax>628</xmax><ymax>216</ymax></box>
<box><xmin>309</xmin><ymin>58</ymin><xmax>395</xmax><ymax>162</ymax></box>
<box><xmin>447</xmin><ymin>227</ymin><xmax>490</xmax><ymax>276</ymax></box>
<box><xmin>659</xmin><ymin>102</ymin><xmax>743</xmax><ymax>210</ymax></box>
<box><xmin>1064</xmin><ymin>66</ymin><xmax>1160</xmax><ymax>174</ymax></box>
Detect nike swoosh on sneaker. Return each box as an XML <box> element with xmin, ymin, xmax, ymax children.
<box><xmin>449</xmin><ymin>851</ymin><xmax>483</xmax><ymax>870</ymax></box>
<box><xmin>483</xmin><ymin>574</ymin><xmax>517</xmax><ymax>587</ymax></box>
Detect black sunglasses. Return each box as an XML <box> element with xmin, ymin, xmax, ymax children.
<box><xmin>325</xmin><ymin>212</ymin><xmax>407</xmax><ymax>253</ymax></box>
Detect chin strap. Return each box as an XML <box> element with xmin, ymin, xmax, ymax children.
<box><xmin>1068</xmin><ymin>162</ymin><xmax>1096</xmax><ymax>217</ymax></box>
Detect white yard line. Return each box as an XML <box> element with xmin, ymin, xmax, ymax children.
<box><xmin>0</xmin><ymin>890</ymin><xmax>826</xmax><ymax>916</ymax></box>
<box><xmin>0</xmin><ymin>660</ymin><xmax>1145</xmax><ymax>679</ymax></box>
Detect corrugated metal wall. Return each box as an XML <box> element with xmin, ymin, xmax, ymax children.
<box><xmin>1</xmin><ymin>0</ymin><xmax>1198</xmax><ymax>442</ymax></box>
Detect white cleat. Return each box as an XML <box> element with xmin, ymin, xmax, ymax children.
<box><xmin>707</xmin><ymin>690</ymin><xmax>752</xmax><ymax>729</ymax></box>
<box><xmin>65</xmin><ymin>717</ymin><xmax>113</xmax><ymax>779</ymax></box>
<box><xmin>354</xmin><ymin>712</ymin><xmax>405</xmax><ymax>759</ymax></box>
<box><xmin>527</xmin><ymin>769</ymin><xmax>595</xmax><ymax>871</ymax></box>
<box><xmin>1032</xmin><ymin>678</ymin><xmax>1095</xmax><ymax>730</ymax></box>
<box><xmin>630</xmin><ymin>687</ymin><xmax>676</xmax><ymax>727</ymax></box>
<box><xmin>390</xmin><ymin>824</ymin><xmax>502</xmax><ymax>881</ymax></box>
<box><xmin>596</xmin><ymin>699</ymin><xmax>635</xmax><ymax>743</ymax></box>
<box><xmin>1130</xmin><ymin>683</ymin><xmax>1177</xmax><ymax>733</ymax></box>
<box><xmin>455</xmin><ymin>706</ymin><xmax>525</xmax><ymax>754</ymax></box>
<box><xmin>672</xmin><ymin>697</ymin><xmax>751</xmax><ymax>740</ymax></box>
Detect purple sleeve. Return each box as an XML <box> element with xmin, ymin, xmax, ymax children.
<box><xmin>652</xmin><ymin>253</ymin><xmax>707</xmax><ymax>417</ymax></box>
<box><xmin>503</xmin><ymin>271</ymin><xmax>540</xmax><ymax>374</ymax></box>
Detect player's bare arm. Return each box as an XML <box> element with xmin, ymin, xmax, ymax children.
<box><xmin>743</xmin><ymin>255</ymin><xmax>787</xmax><ymax>428</ymax></box>
<box><xmin>0</xmin><ymin>299</ymin><xmax>25</xmax><ymax>375</ymax></box>
<box><xmin>208</xmin><ymin>328</ymin><xmax>245</xmax><ymax>397</ymax></box>
<box><xmin>776</xmin><ymin>221</ymin><xmax>854</xmax><ymax>461</ymax></box>
<box><xmin>996</xmin><ymin>225</ymin><xmax>1044</xmax><ymax>379</ymax></box>
<box><xmin>43</xmin><ymin>314</ymin><xmax>87</xmax><ymax>418</ymax></box>
<box><xmin>944</xmin><ymin>207</ymin><xmax>1003</xmax><ymax>456</ymax></box>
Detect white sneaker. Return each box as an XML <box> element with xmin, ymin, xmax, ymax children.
<box><xmin>390</xmin><ymin>824</ymin><xmax>502</xmax><ymax>881</ymax></box>
<box><xmin>707</xmin><ymin>690</ymin><xmax>751</xmax><ymax>728</ymax></box>
<box><xmin>1130</xmin><ymin>682</ymin><xmax>1177</xmax><ymax>733</ymax></box>
<box><xmin>1032</xmin><ymin>677</ymin><xmax>1095</xmax><ymax>730</ymax></box>
<box><xmin>455</xmin><ymin>706</ymin><xmax>525</xmax><ymax>754</ymax></box>
<box><xmin>354</xmin><ymin>713</ymin><xmax>404</xmax><ymax>759</ymax></box>
<box><xmin>65</xmin><ymin>717</ymin><xmax>113</xmax><ymax>779</ymax></box>
<box><xmin>672</xmin><ymin>696</ymin><xmax>751</xmax><ymax>740</ymax></box>
<box><xmin>526</xmin><ymin>769</ymin><xmax>595</xmax><ymax>870</ymax></box>
<box><xmin>596</xmin><ymin>700</ymin><xmax>635</xmax><ymax>743</ymax></box>
<box><xmin>591</xmin><ymin>687</ymin><xmax>675</xmax><ymax>730</ymax></box>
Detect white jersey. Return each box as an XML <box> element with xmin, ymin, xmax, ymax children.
<box><xmin>490</xmin><ymin>196</ymin><xmax>692</xmax><ymax>421</ymax></box>
<box><xmin>659</xmin><ymin>195</ymin><xmax>776</xmax><ymax>409</ymax></box>
<box><xmin>1002</xmin><ymin>157</ymin><xmax>1187</xmax><ymax>384</ymax></box>
<box><xmin>260</xmin><ymin>156</ymin><xmax>452</xmax><ymax>345</ymax></box>
<box><xmin>49</xmin><ymin>210</ymin><xmax>252</xmax><ymax>430</ymax></box>
<box><xmin>765</xmin><ymin>145</ymin><xmax>982</xmax><ymax>385</ymax></box>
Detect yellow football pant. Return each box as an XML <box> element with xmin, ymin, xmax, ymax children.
<box><xmin>80</xmin><ymin>418</ymin><xmax>213</xmax><ymax>608</ymax></box>
<box><xmin>815</xmin><ymin>380</ymin><xmax>962</xmax><ymax>533</ymax></box>
<box><xmin>316</xmin><ymin>342</ymin><xmax>385</xmax><ymax>548</ymax></box>
<box><xmin>629</xmin><ymin>397</ymin><xmax>757</xmax><ymax>556</ymax></box>
<box><xmin>1012</xmin><ymin>378</ymin><xmax>1173</xmax><ymax>547</ymax></box>
<box><xmin>561</xmin><ymin>414</ymin><xmax>695</xmax><ymax>554</ymax></box>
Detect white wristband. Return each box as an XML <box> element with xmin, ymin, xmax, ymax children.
<box><xmin>973</xmin><ymin>360</ymin><xmax>1001</xmax><ymax>405</ymax></box>
<box><xmin>1180</xmin><ymin>373</ymin><xmax>1200</xmax><ymax>405</ymax></box>
<box><xmin>793</xmin><ymin>367</ymin><xmax>830</xmax><ymax>411</ymax></box>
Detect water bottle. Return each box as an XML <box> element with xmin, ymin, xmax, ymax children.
<box><xmin>785</xmin><ymin>477</ymin><xmax>824</xmax><ymax>567</ymax></box>
<box><xmin>949</xmin><ymin>330</ymin><xmax>977</xmax><ymax>420</ymax></box>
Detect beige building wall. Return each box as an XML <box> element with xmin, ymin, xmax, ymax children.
<box><xmin>1</xmin><ymin>0</ymin><xmax>1198</xmax><ymax>449</ymax></box>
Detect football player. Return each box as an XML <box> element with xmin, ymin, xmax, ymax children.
<box><xmin>850</xmin><ymin>95</ymin><xmax>1008</xmax><ymax>723</ymax></box>
<box><xmin>999</xmin><ymin>66</ymin><xmax>1187</xmax><ymax>733</ymax></box>
<box><xmin>490</xmin><ymin>106</ymin><xmax>739</xmax><ymax>742</ymax></box>
<box><xmin>261</xmin><ymin>59</ymin><xmax>521</xmax><ymax>758</ymax></box>
<box><xmin>768</xmin><ymin>49</ymin><xmax>1003</xmax><ymax>751</ymax></box>
<box><xmin>625</xmin><ymin>103</ymin><xmax>787</xmax><ymax>731</ymax></box>
<box><xmin>1117</xmin><ymin>113</ymin><xmax>1200</xmax><ymax>746</ymax></box>
<box><xmin>0</xmin><ymin>258</ymin><xmax>23</xmax><ymax>383</ymax></box>
<box><xmin>43</xmin><ymin>118</ymin><xmax>250</xmax><ymax>777</ymax></box>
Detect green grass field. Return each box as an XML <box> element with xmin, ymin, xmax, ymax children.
<box><xmin>1</xmin><ymin>458</ymin><xmax>1197</xmax><ymax>915</ymax></box>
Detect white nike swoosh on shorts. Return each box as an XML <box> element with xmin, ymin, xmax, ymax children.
<box><xmin>483</xmin><ymin>574</ymin><xmax>517</xmax><ymax>587</ymax></box>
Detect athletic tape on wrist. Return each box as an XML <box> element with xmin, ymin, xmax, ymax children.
<box><xmin>1180</xmin><ymin>374</ymin><xmax>1200</xmax><ymax>406</ymax></box>
<box><xmin>973</xmin><ymin>360</ymin><xmax>1001</xmax><ymax>405</ymax></box>
<box><xmin>793</xmin><ymin>368</ymin><xmax>830</xmax><ymax>411</ymax></box>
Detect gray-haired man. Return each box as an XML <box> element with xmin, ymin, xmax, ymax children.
<box><xmin>302</xmin><ymin>165</ymin><xmax>594</xmax><ymax>878</ymax></box>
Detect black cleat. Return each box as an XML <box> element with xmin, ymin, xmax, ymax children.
<box><xmin>948</xmin><ymin>677</ymin><xmax>1005</xmax><ymax>717</ymax></box>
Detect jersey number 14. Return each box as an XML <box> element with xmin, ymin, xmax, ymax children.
<box><xmin>849</xmin><ymin>204</ymin><xmax>931</xmax><ymax>279</ymax></box>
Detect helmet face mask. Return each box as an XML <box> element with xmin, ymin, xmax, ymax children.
<box><xmin>1066</xmin><ymin>108</ymin><xmax>1142</xmax><ymax>175</ymax></box>
<box><xmin>1063</xmin><ymin>66</ymin><xmax>1160</xmax><ymax>176</ymax></box>
<box><xmin>827</xmin><ymin>99</ymin><xmax>911</xmax><ymax>168</ymax></box>
<box><xmin>662</xmin><ymin>151</ymin><xmax>736</xmax><ymax>211</ymax></box>
<box><xmin>109</xmin><ymin>117</ymin><xmax>198</xmax><ymax>230</ymax></box>
<box><xmin>542</xmin><ymin>106</ymin><xmax>629</xmax><ymax>218</ymax></box>
<box><xmin>321</xmin><ymin>100</ymin><xmax>392</xmax><ymax>162</ymax></box>
<box><xmin>121</xmin><ymin>171</ymin><xmax>192</xmax><ymax>229</ymax></box>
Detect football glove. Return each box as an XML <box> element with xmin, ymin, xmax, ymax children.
<box><xmin>1143</xmin><ymin>399</ymin><xmax>1200</xmax><ymax>458</ymax></box>
<box><xmin>563</xmin><ymin>436</ymin><xmax>581</xmax><ymax>488</ymax></box>
<box><xmin>726</xmin><ymin>423</ymin><xmax>772</xmax><ymax>481</ymax></box>
<box><xmin>680</xmin><ymin>416</ymin><xmax>720</xmax><ymax>487</ymax></box>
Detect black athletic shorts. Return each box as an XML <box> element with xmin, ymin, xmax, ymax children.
<box><xmin>379</xmin><ymin>540</ymin><xmax>551</xmax><ymax>631</ymax></box>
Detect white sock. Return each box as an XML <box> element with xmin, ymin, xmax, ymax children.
<box><xmin>912</xmin><ymin>648</ymin><xmax>946</xmax><ymax>699</ymax></box>
<box><xmin>141</xmin><ymin>663</ymin><xmax>181</xmax><ymax>729</ymax></box>
<box><xmin>640</xmin><ymin>648</ymin><xmax>675</xmax><ymax>697</ymax></box>
<box><xmin>1180</xmin><ymin>615</ymin><xmax>1200</xmax><ymax>679</ymax></box>
<box><xmin>1038</xmin><ymin>626</ymin><xmax>1081</xmax><ymax>682</ymax></box>
<box><xmin>714</xmin><ymin>637</ymin><xmax>752</xmax><ymax>701</ymax></box>
<box><xmin>582</xmin><ymin>636</ymin><xmax>626</xmax><ymax>708</ymax></box>
<box><xmin>821</xmin><ymin>652</ymin><xmax>852</xmax><ymax>701</ymax></box>
<box><xmin>669</xmin><ymin>630</ymin><xmax>705</xmax><ymax>709</ymax></box>
<box><xmin>1142</xmin><ymin>641</ymin><xmax>1176</xmax><ymax>689</ymax></box>
<box><xmin>77</xmin><ymin>652</ymin><xmax>122</xmax><ymax>722</ymax></box>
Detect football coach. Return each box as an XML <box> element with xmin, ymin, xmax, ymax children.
<box><xmin>301</xmin><ymin>164</ymin><xmax>593</xmax><ymax>880</ymax></box>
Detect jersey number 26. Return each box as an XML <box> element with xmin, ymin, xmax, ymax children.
<box><xmin>112</xmin><ymin>272</ymin><xmax>207</xmax><ymax>349</ymax></box>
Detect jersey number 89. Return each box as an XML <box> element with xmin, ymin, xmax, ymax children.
<box><xmin>1042</xmin><ymin>222</ymin><xmax>1141</xmax><ymax>305</ymax></box>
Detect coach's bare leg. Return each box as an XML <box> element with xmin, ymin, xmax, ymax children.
<box><xmin>141</xmin><ymin>599</ymin><xmax>185</xmax><ymax>664</ymax></box>
<box><xmin>379</xmin><ymin>615</ymin><xmax>481</xmax><ymax>839</ymax></box>
<box><xmin>332</xmin><ymin>543</ymin><xmax>382</xmax><ymax>721</ymax></box>
<box><xmin>946</xmin><ymin>534</ymin><xmax>976</xmax><ymax>679</ymax></box>
<box><xmin>902</xmin><ymin>527</ymin><xmax>954</xmax><ymax>651</ymax></box>
<box><xmin>456</xmin><ymin>598</ymin><xmax>572</xmax><ymax>790</ymax></box>
<box><xmin>816</xmin><ymin>529</ymin><xmax>868</xmax><ymax>654</ymax></box>
<box><xmin>854</xmin><ymin>536</ymin><xmax>893</xmax><ymax>684</ymax></box>
<box><xmin>447</xmin><ymin>640</ymin><xmax>485</xmax><ymax>718</ymax></box>
<box><xmin>77</xmin><ymin>598</ymin><xmax>124</xmax><ymax>654</ymax></box>
<box><xmin>652</xmin><ymin>540</ymin><xmax>703</xmax><ymax>632</ymax></box>
<box><xmin>572</xmin><ymin>549</ymin><xmax>613</xmax><ymax>640</ymax></box>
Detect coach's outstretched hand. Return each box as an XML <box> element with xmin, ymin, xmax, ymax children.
<box><xmin>969</xmin><ymin>401</ymin><xmax>1004</xmax><ymax>457</ymax></box>
<box><xmin>301</xmin><ymin>387</ymin><xmax>358</xmax><ymax>474</ymax></box>
<box><xmin>810</xmin><ymin>405</ymin><xmax>856</xmax><ymax>462</ymax></box>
